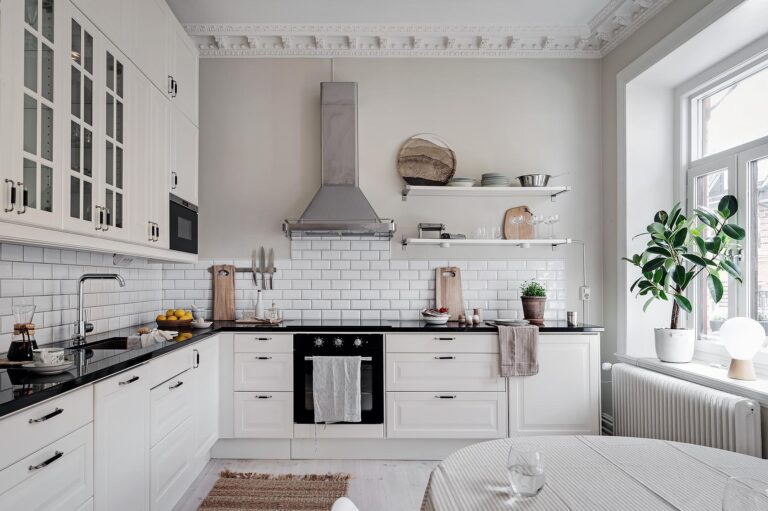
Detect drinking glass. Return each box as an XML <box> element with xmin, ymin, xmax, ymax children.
<box><xmin>507</xmin><ymin>445</ymin><xmax>545</xmax><ymax>497</ymax></box>
<box><xmin>491</xmin><ymin>226</ymin><xmax>502</xmax><ymax>240</ymax></box>
<box><xmin>476</xmin><ymin>226</ymin><xmax>488</xmax><ymax>240</ymax></box>
<box><xmin>722</xmin><ymin>477</ymin><xmax>768</xmax><ymax>511</ymax></box>
<box><xmin>545</xmin><ymin>214</ymin><xmax>560</xmax><ymax>239</ymax></box>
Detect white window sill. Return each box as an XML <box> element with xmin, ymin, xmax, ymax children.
<box><xmin>615</xmin><ymin>353</ymin><xmax>768</xmax><ymax>406</ymax></box>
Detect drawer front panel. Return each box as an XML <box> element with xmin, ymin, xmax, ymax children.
<box><xmin>234</xmin><ymin>333</ymin><xmax>293</xmax><ymax>353</ymax></box>
<box><xmin>234</xmin><ymin>392</ymin><xmax>293</xmax><ymax>438</ymax></box>
<box><xmin>387</xmin><ymin>353</ymin><xmax>504</xmax><ymax>391</ymax></box>
<box><xmin>151</xmin><ymin>370</ymin><xmax>193</xmax><ymax>446</ymax></box>
<box><xmin>0</xmin><ymin>423</ymin><xmax>93</xmax><ymax>510</ymax></box>
<box><xmin>150</xmin><ymin>417</ymin><xmax>194</xmax><ymax>511</ymax></box>
<box><xmin>386</xmin><ymin>333</ymin><xmax>498</xmax><ymax>353</ymax></box>
<box><xmin>149</xmin><ymin>347</ymin><xmax>192</xmax><ymax>388</ymax></box>
<box><xmin>387</xmin><ymin>392</ymin><xmax>507</xmax><ymax>439</ymax></box>
<box><xmin>233</xmin><ymin>353</ymin><xmax>293</xmax><ymax>391</ymax></box>
<box><xmin>0</xmin><ymin>386</ymin><xmax>93</xmax><ymax>471</ymax></box>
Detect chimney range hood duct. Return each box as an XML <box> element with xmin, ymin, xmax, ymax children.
<box><xmin>283</xmin><ymin>82</ymin><xmax>395</xmax><ymax>238</ymax></box>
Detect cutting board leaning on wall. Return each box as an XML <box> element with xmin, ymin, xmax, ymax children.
<box><xmin>435</xmin><ymin>267</ymin><xmax>465</xmax><ymax>321</ymax></box>
<box><xmin>212</xmin><ymin>264</ymin><xmax>236</xmax><ymax>321</ymax></box>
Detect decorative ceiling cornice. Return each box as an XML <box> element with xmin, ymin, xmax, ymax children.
<box><xmin>185</xmin><ymin>0</ymin><xmax>672</xmax><ymax>58</ymax></box>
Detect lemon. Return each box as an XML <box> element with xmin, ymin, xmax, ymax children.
<box><xmin>174</xmin><ymin>309</ymin><xmax>186</xmax><ymax>318</ymax></box>
<box><xmin>156</xmin><ymin>314</ymin><xmax>167</xmax><ymax>321</ymax></box>
<box><xmin>181</xmin><ymin>314</ymin><xmax>193</xmax><ymax>321</ymax></box>
<box><xmin>167</xmin><ymin>315</ymin><xmax>178</xmax><ymax>321</ymax></box>
<box><xmin>166</xmin><ymin>309</ymin><xmax>175</xmax><ymax>317</ymax></box>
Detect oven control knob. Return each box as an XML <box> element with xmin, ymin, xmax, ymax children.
<box><xmin>333</xmin><ymin>337</ymin><xmax>344</xmax><ymax>347</ymax></box>
<box><xmin>353</xmin><ymin>338</ymin><xmax>363</xmax><ymax>347</ymax></box>
<box><xmin>314</xmin><ymin>337</ymin><xmax>324</xmax><ymax>347</ymax></box>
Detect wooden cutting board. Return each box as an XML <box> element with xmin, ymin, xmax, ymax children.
<box><xmin>212</xmin><ymin>264</ymin><xmax>235</xmax><ymax>321</ymax></box>
<box><xmin>435</xmin><ymin>267</ymin><xmax>465</xmax><ymax>320</ymax></box>
<box><xmin>503</xmin><ymin>206</ymin><xmax>534</xmax><ymax>240</ymax></box>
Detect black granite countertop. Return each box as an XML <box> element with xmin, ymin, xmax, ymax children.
<box><xmin>0</xmin><ymin>320</ymin><xmax>602</xmax><ymax>418</ymax></box>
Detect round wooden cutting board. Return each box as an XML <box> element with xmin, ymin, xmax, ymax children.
<box><xmin>397</xmin><ymin>134</ymin><xmax>456</xmax><ymax>185</ymax></box>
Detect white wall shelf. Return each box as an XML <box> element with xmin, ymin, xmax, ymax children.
<box><xmin>401</xmin><ymin>185</ymin><xmax>572</xmax><ymax>201</ymax></box>
<box><xmin>401</xmin><ymin>238</ymin><xmax>572</xmax><ymax>248</ymax></box>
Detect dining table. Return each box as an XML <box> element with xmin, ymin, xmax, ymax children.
<box><xmin>421</xmin><ymin>435</ymin><xmax>768</xmax><ymax>510</ymax></box>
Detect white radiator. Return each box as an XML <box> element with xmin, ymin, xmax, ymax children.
<box><xmin>612</xmin><ymin>363</ymin><xmax>762</xmax><ymax>457</ymax></box>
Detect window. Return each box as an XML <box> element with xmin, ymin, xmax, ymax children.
<box><xmin>687</xmin><ymin>56</ymin><xmax>768</xmax><ymax>339</ymax></box>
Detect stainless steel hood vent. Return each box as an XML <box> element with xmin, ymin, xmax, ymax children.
<box><xmin>283</xmin><ymin>82</ymin><xmax>395</xmax><ymax>238</ymax></box>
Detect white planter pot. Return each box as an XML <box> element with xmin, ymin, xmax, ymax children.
<box><xmin>654</xmin><ymin>328</ymin><xmax>695</xmax><ymax>363</ymax></box>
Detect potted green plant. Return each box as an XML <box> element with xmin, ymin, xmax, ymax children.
<box><xmin>623</xmin><ymin>196</ymin><xmax>744</xmax><ymax>363</ymax></box>
<box><xmin>520</xmin><ymin>280</ymin><xmax>547</xmax><ymax>325</ymax></box>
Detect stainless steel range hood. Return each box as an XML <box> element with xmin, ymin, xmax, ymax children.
<box><xmin>283</xmin><ymin>82</ymin><xmax>395</xmax><ymax>238</ymax></box>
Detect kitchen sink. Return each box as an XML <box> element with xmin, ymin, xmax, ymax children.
<box><xmin>80</xmin><ymin>337</ymin><xmax>129</xmax><ymax>350</ymax></box>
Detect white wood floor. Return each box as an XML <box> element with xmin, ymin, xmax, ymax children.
<box><xmin>173</xmin><ymin>459</ymin><xmax>439</xmax><ymax>511</ymax></box>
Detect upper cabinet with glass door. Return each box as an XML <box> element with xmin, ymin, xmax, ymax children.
<box><xmin>0</xmin><ymin>0</ymin><xmax>65</xmax><ymax>229</ymax></box>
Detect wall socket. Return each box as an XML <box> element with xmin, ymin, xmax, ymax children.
<box><xmin>579</xmin><ymin>286</ymin><xmax>591</xmax><ymax>301</ymax></box>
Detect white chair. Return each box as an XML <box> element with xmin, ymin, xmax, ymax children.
<box><xmin>331</xmin><ymin>497</ymin><xmax>360</xmax><ymax>511</ymax></box>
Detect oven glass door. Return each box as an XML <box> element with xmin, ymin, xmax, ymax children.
<box><xmin>302</xmin><ymin>359</ymin><xmax>374</xmax><ymax>414</ymax></box>
<box><xmin>169</xmin><ymin>198</ymin><xmax>198</xmax><ymax>254</ymax></box>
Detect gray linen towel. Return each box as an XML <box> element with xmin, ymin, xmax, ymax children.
<box><xmin>497</xmin><ymin>325</ymin><xmax>539</xmax><ymax>376</ymax></box>
<box><xmin>312</xmin><ymin>356</ymin><xmax>362</xmax><ymax>423</ymax></box>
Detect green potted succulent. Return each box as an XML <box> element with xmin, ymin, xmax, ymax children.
<box><xmin>623</xmin><ymin>195</ymin><xmax>744</xmax><ymax>363</ymax></box>
<box><xmin>520</xmin><ymin>280</ymin><xmax>547</xmax><ymax>325</ymax></box>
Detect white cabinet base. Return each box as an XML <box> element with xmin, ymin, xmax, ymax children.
<box><xmin>150</xmin><ymin>417</ymin><xmax>194</xmax><ymax>511</ymax></box>
<box><xmin>234</xmin><ymin>392</ymin><xmax>293</xmax><ymax>438</ymax></box>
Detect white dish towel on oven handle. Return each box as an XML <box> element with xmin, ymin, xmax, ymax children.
<box><xmin>312</xmin><ymin>356</ymin><xmax>362</xmax><ymax>423</ymax></box>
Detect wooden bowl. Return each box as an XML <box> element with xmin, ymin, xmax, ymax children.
<box><xmin>156</xmin><ymin>319</ymin><xmax>193</xmax><ymax>329</ymax></box>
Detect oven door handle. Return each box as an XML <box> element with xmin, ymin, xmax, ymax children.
<box><xmin>303</xmin><ymin>356</ymin><xmax>372</xmax><ymax>361</ymax></box>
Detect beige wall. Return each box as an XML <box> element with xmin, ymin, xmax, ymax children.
<box><xmin>199</xmin><ymin>57</ymin><xmax>603</xmax><ymax>321</ymax></box>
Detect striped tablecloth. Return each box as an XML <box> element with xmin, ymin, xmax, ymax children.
<box><xmin>421</xmin><ymin>436</ymin><xmax>768</xmax><ymax>510</ymax></box>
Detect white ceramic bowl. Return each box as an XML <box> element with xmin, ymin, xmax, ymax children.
<box><xmin>190</xmin><ymin>320</ymin><xmax>213</xmax><ymax>329</ymax></box>
<box><xmin>423</xmin><ymin>315</ymin><xmax>450</xmax><ymax>325</ymax></box>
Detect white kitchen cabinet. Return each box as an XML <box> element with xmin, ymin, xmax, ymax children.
<box><xmin>0</xmin><ymin>423</ymin><xmax>94</xmax><ymax>511</ymax></box>
<box><xmin>191</xmin><ymin>336</ymin><xmax>219</xmax><ymax>467</ymax></box>
<box><xmin>234</xmin><ymin>392</ymin><xmax>294</xmax><ymax>438</ymax></box>
<box><xmin>150</xmin><ymin>369</ymin><xmax>193</xmax><ymax>447</ymax></box>
<box><xmin>386</xmin><ymin>353</ymin><xmax>505</xmax><ymax>392</ymax></box>
<box><xmin>150</xmin><ymin>416</ymin><xmax>194</xmax><ymax>511</ymax></box>
<box><xmin>129</xmin><ymin>0</ymin><xmax>169</xmax><ymax>93</ymax></box>
<box><xmin>507</xmin><ymin>334</ymin><xmax>601</xmax><ymax>436</ymax></box>
<box><xmin>234</xmin><ymin>353</ymin><xmax>293</xmax><ymax>392</ymax></box>
<box><xmin>234</xmin><ymin>333</ymin><xmax>293</xmax><ymax>353</ymax></box>
<box><xmin>386</xmin><ymin>333</ymin><xmax>499</xmax><ymax>353</ymax></box>
<box><xmin>170</xmin><ymin>104</ymin><xmax>198</xmax><ymax>204</ymax></box>
<box><xmin>167</xmin><ymin>16</ymin><xmax>198</xmax><ymax>126</ymax></box>
<box><xmin>94</xmin><ymin>365</ymin><xmax>151</xmax><ymax>511</ymax></box>
<box><xmin>387</xmin><ymin>392</ymin><xmax>507</xmax><ymax>439</ymax></box>
<box><xmin>70</xmin><ymin>0</ymin><xmax>131</xmax><ymax>54</ymax></box>
<box><xmin>0</xmin><ymin>0</ymin><xmax>66</xmax><ymax>229</ymax></box>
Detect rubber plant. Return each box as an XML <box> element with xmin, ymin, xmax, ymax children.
<box><xmin>623</xmin><ymin>195</ymin><xmax>745</xmax><ymax>329</ymax></box>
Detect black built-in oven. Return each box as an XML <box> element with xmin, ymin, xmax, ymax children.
<box><xmin>169</xmin><ymin>194</ymin><xmax>198</xmax><ymax>254</ymax></box>
<box><xmin>293</xmin><ymin>333</ymin><xmax>384</xmax><ymax>424</ymax></box>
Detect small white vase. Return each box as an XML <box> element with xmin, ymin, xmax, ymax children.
<box><xmin>654</xmin><ymin>328</ymin><xmax>695</xmax><ymax>363</ymax></box>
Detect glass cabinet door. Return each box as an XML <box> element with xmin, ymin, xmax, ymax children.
<box><xmin>67</xmin><ymin>17</ymin><xmax>95</xmax><ymax>229</ymax></box>
<box><xmin>103</xmin><ymin>49</ymin><xmax>125</xmax><ymax>235</ymax></box>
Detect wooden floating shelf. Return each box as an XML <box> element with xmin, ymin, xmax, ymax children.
<box><xmin>402</xmin><ymin>238</ymin><xmax>572</xmax><ymax>248</ymax></box>
<box><xmin>401</xmin><ymin>184</ymin><xmax>572</xmax><ymax>201</ymax></box>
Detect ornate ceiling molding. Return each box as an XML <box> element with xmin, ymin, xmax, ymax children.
<box><xmin>185</xmin><ymin>0</ymin><xmax>671</xmax><ymax>58</ymax></box>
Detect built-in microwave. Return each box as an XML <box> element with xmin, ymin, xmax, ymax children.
<box><xmin>169</xmin><ymin>194</ymin><xmax>198</xmax><ymax>254</ymax></box>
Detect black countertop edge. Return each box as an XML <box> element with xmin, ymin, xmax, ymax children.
<box><xmin>0</xmin><ymin>320</ymin><xmax>602</xmax><ymax>419</ymax></box>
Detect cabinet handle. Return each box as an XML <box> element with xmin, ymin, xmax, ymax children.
<box><xmin>103</xmin><ymin>207</ymin><xmax>110</xmax><ymax>231</ymax></box>
<box><xmin>16</xmin><ymin>182</ymin><xmax>27</xmax><ymax>214</ymax></box>
<box><xmin>4</xmin><ymin>179</ymin><xmax>15</xmax><ymax>212</ymax></box>
<box><xmin>193</xmin><ymin>349</ymin><xmax>200</xmax><ymax>368</ymax></box>
<box><xmin>434</xmin><ymin>356</ymin><xmax>456</xmax><ymax>360</ymax></box>
<box><xmin>256</xmin><ymin>395</ymin><xmax>272</xmax><ymax>399</ymax></box>
<box><xmin>173</xmin><ymin>79</ymin><xmax>178</xmax><ymax>98</ymax></box>
<box><xmin>434</xmin><ymin>395</ymin><xmax>457</xmax><ymax>399</ymax></box>
<box><xmin>171</xmin><ymin>171</ymin><xmax>178</xmax><ymax>189</ymax></box>
<box><xmin>255</xmin><ymin>337</ymin><xmax>272</xmax><ymax>341</ymax></box>
<box><xmin>148</xmin><ymin>221</ymin><xmax>154</xmax><ymax>242</ymax></box>
<box><xmin>28</xmin><ymin>407</ymin><xmax>63</xmax><ymax>424</ymax></box>
<box><xmin>169</xmin><ymin>381</ymin><xmax>184</xmax><ymax>390</ymax></box>
<box><xmin>155</xmin><ymin>224</ymin><xmax>160</xmax><ymax>241</ymax></box>
<box><xmin>28</xmin><ymin>451</ymin><xmax>63</xmax><ymax>471</ymax></box>
<box><xmin>119</xmin><ymin>375</ymin><xmax>140</xmax><ymax>386</ymax></box>
<box><xmin>256</xmin><ymin>356</ymin><xmax>272</xmax><ymax>360</ymax></box>
<box><xmin>95</xmin><ymin>206</ymin><xmax>103</xmax><ymax>230</ymax></box>
<box><xmin>168</xmin><ymin>75</ymin><xmax>175</xmax><ymax>95</ymax></box>
<box><xmin>434</xmin><ymin>337</ymin><xmax>455</xmax><ymax>341</ymax></box>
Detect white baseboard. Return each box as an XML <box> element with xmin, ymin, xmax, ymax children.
<box><xmin>211</xmin><ymin>439</ymin><xmax>292</xmax><ymax>459</ymax></box>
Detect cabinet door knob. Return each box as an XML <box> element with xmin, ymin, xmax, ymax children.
<box><xmin>434</xmin><ymin>337</ymin><xmax>455</xmax><ymax>341</ymax></box>
<box><xmin>4</xmin><ymin>179</ymin><xmax>15</xmax><ymax>212</ymax></box>
<box><xmin>28</xmin><ymin>451</ymin><xmax>63</xmax><ymax>471</ymax></box>
<box><xmin>255</xmin><ymin>337</ymin><xmax>272</xmax><ymax>341</ymax></box>
<box><xmin>256</xmin><ymin>356</ymin><xmax>272</xmax><ymax>360</ymax></box>
<box><xmin>29</xmin><ymin>407</ymin><xmax>63</xmax><ymax>424</ymax></box>
<box><xmin>16</xmin><ymin>182</ymin><xmax>27</xmax><ymax>214</ymax></box>
<box><xmin>256</xmin><ymin>395</ymin><xmax>272</xmax><ymax>399</ymax></box>
<box><xmin>119</xmin><ymin>375</ymin><xmax>140</xmax><ymax>386</ymax></box>
<box><xmin>434</xmin><ymin>395</ymin><xmax>457</xmax><ymax>399</ymax></box>
<box><xmin>103</xmin><ymin>207</ymin><xmax>110</xmax><ymax>231</ymax></box>
<box><xmin>434</xmin><ymin>356</ymin><xmax>456</xmax><ymax>360</ymax></box>
<box><xmin>169</xmin><ymin>381</ymin><xmax>184</xmax><ymax>390</ymax></box>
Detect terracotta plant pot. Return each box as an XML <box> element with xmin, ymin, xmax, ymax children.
<box><xmin>521</xmin><ymin>296</ymin><xmax>546</xmax><ymax>325</ymax></box>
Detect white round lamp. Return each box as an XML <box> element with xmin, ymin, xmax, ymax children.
<box><xmin>720</xmin><ymin>317</ymin><xmax>766</xmax><ymax>381</ymax></box>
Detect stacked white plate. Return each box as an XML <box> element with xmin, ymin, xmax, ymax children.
<box><xmin>481</xmin><ymin>173</ymin><xmax>511</xmax><ymax>187</ymax></box>
<box><xmin>447</xmin><ymin>177</ymin><xmax>476</xmax><ymax>187</ymax></box>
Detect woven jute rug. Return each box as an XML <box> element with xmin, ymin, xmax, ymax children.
<box><xmin>198</xmin><ymin>470</ymin><xmax>352</xmax><ymax>510</ymax></box>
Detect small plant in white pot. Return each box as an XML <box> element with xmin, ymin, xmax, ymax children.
<box><xmin>623</xmin><ymin>196</ymin><xmax>744</xmax><ymax>363</ymax></box>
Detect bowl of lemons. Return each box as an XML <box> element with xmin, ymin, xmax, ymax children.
<box><xmin>156</xmin><ymin>308</ymin><xmax>194</xmax><ymax>328</ymax></box>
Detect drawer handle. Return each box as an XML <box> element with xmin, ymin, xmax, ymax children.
<box><xmin>29</xmin><ymin>407</ymin><xmax>63</xmax><ymax>424</ymax></box>
<box><xmin>255</xmin><ymin>356</ymin><xmax>272</xmax><ymax>360</ymax></box>
<box><xmin>434</xmin><ymin>337</ymin><xmax>455</xmax><ymax>341</ymax></box>
<box><xmin>434</xmin><ymin>356</ymin><xmax>456</xmax><ymax>360</ymax></box>
<box><xmin>434</xmin><ymin>395</ymin><xmax>457</xmax><ymax>399</ymax></box>
<box><xmin>256</xmin><ymin>395</ymin><xmax>272</xmax><ymax>399</ymax></box>
<box><xmin>29</xmin><ymin>451</ymin><xmax>63</xmax><ymax>471</ymax></box>
<box><xmin>255</xmin><ymin>337</ymin><xmax>272</xmax><ymax>341</ymax></box>
<box><xmin>169</xmin><ymin>381</ymin><xmax>184</xmax><ymax>390</ymax></box>
<box><xmin>119</xmin><ymin>375</ymin><xmax>140</xmax><ymax>386</ymax></box>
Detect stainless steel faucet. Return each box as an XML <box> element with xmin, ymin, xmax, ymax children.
<box><xmin>73</xmin><ymin>273</ymin><xmax>126</xmax><ymax>346</ymax></box>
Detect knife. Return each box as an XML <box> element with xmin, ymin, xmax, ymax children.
<box><xmin>267</xmin><ymin>248</ymin><xmax>275</xmax><ymax>290</ymax></box>
<box><xmin>251</xmin><ymin>249</ymin><xmax>260</xmax><ymax>287</ymax></box>
<box><xmin>258</xmin><ymin>246</ymin><xmax>266</xmax><ymax>289</ymax></box>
